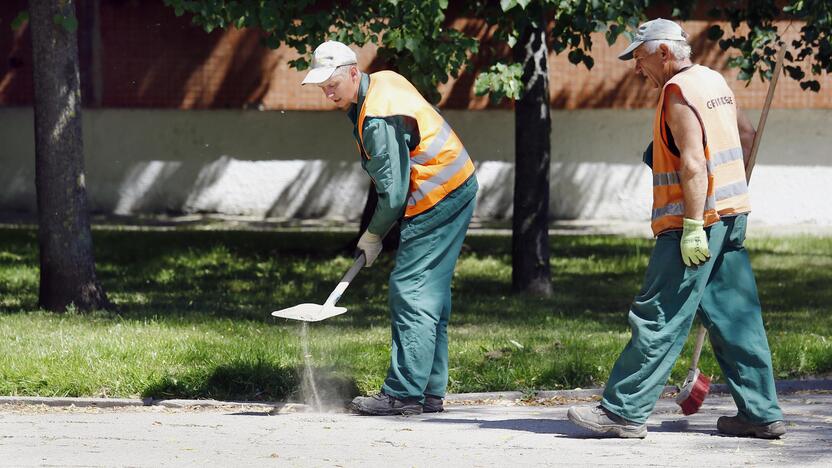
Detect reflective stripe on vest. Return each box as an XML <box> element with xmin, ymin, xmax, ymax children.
<box><xmin>652</xmin><ymin>196</ymin><xmax>716</xmax><ymax>220</ymax></box>
<box><xmin>649</xmin><ymin>65</ymin><xmax>751</xmax><ymax>236</ymax></box>
<box><xmin>357</xmin><ymin>71</ymin><xmax>475</xmax><ymax>217</ymax></box>
<box><xmin>411</xmin><ymin>121</ymin><xmax>453</xmax><ymax>165</ymax></box>
<box><xmin>408</xmin><ymin>147</ymin><xmax>473</xmax><ymax>207</ymax></box>
<box><xmin>654</xmin><ymin>148</ymin><xmax>749</xmax><ymax>202</ymax></box>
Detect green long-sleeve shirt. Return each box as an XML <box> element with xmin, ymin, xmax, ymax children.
<box><xmin>348</xmin><ymin>73</ymin><xmax>414</xmax><ymax>236</ymax></box>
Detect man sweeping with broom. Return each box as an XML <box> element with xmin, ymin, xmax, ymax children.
<box><xmin>301</xmin><ymin>41</ymin><xmax>477</xmax><ymax>415</ymax></box>
<box><xmin>567</xmin><ymin>19</ymin><xmax>784</xmax><ymax>439</ymax></box>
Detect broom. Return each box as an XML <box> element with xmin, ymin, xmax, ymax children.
<box><xmin>675</xmin><ymin>43</ymin><xmax>788</xmax><ymax>416</ymax></box>
<box><xmin>676</xmin><ymin>325</ymin><xmax>711</xmax><ymax>415</ymax></box>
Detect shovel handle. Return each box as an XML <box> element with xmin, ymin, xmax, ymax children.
<box><xmin>340</xmin><ymin>252</ymin><xmax>367</xmax><ymax>284</ymax></box>
<box><xmin>689</xmin><ymin>325</ymin><xmax>708</xmax><ymax>371</ymax></box>
<box><xmin>322</xmin><ymin>253</ymin><xmax>366</xmax><ymax>308</ymax></box>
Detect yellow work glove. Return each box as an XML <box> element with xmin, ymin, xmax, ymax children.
<box><xmin>680</xmin><ymin>218</ymin><xmax>710</xmax><ymax>267</ymax></box>
<box><xmin>356</xmin><ymin>231</ymin><xmax>383</xmax><ymax>267</ymax></box>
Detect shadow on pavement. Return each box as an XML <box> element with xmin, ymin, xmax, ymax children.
<box><xmin>429</xmin><ymin>416</ymin><xmax>716</xmax><ymax>437</ymax></box>
<box><xmin>426</xmin><ymin>417</ymin><xmax>582</xmax><ymax>436</ymax></box>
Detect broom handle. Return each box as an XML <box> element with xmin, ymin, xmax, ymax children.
<box><xmin>746</xmin><ymin>44</ymin><xmax>787</xmax><ymax>183</ymax></box>
<box><xmin>686</xmin><ymin>44</ymin><xmax>786</xmax><ymax>378</ymax></box>
<box><xmin>689</xmin><ymin>325</ymin><xmax>708</xmax><ymax>370</ymax></box>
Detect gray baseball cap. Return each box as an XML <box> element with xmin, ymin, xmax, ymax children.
<box><xmin>301</xmin><ymin>41</ymin><xmax>358</xmax><ymax>85</ymax></box>
<box><xmin>618</xmin><ymin>18</ymin><xmax>688</xmax><ymax>60</ymax></box>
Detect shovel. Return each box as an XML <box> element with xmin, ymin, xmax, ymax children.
<box><xmin>271</xmin><ymin>253</ymin><xmax>366</xmax><ymax>322</ymax></box>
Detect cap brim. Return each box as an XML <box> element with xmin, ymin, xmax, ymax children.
<box><xmin>301</xmin><ymin>66</ymin><xmax>336</xmax><ymax>85</ymax></box>
<box><xmin>618</xmin><ymin>40</ymin><xmax>644</xmax><ymax>61</ymax></box>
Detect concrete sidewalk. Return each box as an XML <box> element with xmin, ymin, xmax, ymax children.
<box><xmin>2</xmin><ymin>392</ymin><xmax>829</xmax><ymax>467</ymax></box>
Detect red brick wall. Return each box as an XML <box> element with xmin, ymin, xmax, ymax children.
<box><xmin>1</xmin><ymin>1</ymin><xmax>829</xmax><ymax>110</ymax></box>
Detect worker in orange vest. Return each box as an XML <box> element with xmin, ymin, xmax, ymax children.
<box><xmin>302</xmin><ymin>41</ymin><xmax>478</xmax><ymax>415</ymax></box>
<box><xmin>567</xmin><ymin>19</ymin><xmax>784</xmax><ymax>439</ymax></box>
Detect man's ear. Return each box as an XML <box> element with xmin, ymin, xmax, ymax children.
<box><xmin>658</xmin><ymin>43</ymin><xmax>670</xmax><ymax>62</ymax></box>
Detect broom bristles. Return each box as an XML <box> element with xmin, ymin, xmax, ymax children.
<box><xmin>678</xmin><ymin>372</ymin><xmax>711</xmax><ymax>415</ymax></box>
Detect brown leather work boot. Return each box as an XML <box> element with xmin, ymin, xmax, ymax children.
<box><xmin>717</xmin><ymin>414</ymin><xmax>786</xmax><ymax>439</ymax></box>
<box><xmin>423</xmin><ymin>394</ymin><xmax>444</xmax><ymax>413</ymax></box>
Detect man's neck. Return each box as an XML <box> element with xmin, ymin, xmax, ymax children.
<box><xmin>667</xmin><ymin>60</ymin><xmax>694</xmax><ymax>80</ymax></box>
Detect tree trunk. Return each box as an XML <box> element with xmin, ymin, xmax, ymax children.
<box><xmin>511</xmin><ymin>10</ymin><xmax>552</xmax><ymax>296</ymax></box>
<box><xmin>29</xmin><ymin>0</ymin><xmax>110</xmax><ymax>311</ymax></box>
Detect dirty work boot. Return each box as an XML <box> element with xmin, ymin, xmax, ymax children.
<box><xmin>717</xmin><ymin>414</ymin><xmax>786</xmax><ymax>439</ymax></box>
<box><xmin>423</xmin><ymin>394</ymin><xmax>444</xmax><ymax>413</ymax></box>
<box><xmin>351</xmin><ymin>392</ymin><xmax>423</xmax><ymax>416</ymax></box>
<box><xmin>567</xmin><ymin>405</ymin><xmax>647</xmax><ymax>439</ymax></box>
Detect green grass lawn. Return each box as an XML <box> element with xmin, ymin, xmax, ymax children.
<box><xmin>0</xmin><ymin>227</ymin><xmax>830</xmax><ymax>402</ymax></box>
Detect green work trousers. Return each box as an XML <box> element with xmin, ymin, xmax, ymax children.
<box><xmin>381</xmin><ymin>183</ymin><xmax>476</xmax><ymax>401</ymax></box>
<box><xmin>602</xmin><ymin>214</ymin><xmax>783</xmax><ymax>425</ymax></box>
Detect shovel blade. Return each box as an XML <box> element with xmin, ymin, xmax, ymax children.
<box><xmin>271</xmin><ymin>303</ymin><xmax>347</xmax><ymax>322</ymax></box>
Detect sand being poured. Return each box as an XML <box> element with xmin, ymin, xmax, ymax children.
<box><xmin>299</xmin><ymin>322</ymin><xmax>323</xmax><ymax>411</ymax></box>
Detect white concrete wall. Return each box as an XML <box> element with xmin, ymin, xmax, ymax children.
<box><xmin>1</xmin><ymin>108</ymin><xmax>830</xmax><ymax>224</ymax></box>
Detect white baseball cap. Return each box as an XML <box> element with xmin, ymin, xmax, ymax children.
<box><xmin>618</xmin><ymin>18</ymin><xmax>688</xmax><ymax>60</ymax></box>
<box><xmin>301</xmin><ymin>41</ymin><xmax>358</xmax><ymax>85</ymax></box>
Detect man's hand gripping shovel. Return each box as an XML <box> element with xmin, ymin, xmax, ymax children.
<box><xmin>271</xmin><ymin>252</ymin><xmax>366</xmax><ymax>322</ymax></box>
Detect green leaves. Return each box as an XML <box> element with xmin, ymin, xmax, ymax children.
<box><xmin>567</xmin><ymin>48</ymin><xmax>595</xmax><ymax>68</ymax></box>
<box><xmin>163</xmin><ymin>0</ymin><xmax>829</xmax><ymax>101</ymax></box>
<box><xmin>500</xmin><ymin>0</ymin><xmax>518</xmax><ymax>11</ymax></box>
<box><xmin>782</xmin><ymin>1</ymin><xmax>804</xmax><ymax>14</ymax></box>
<box><xmin>785</xmin><ymin>65</ymin><xmax>805</xmax><ymax>80</ymax></box>
<box><xmin>604</xmin><ymin>23</ymin><xmax>624</xmax><ymax>46</ymax></box>
<box><xmin>10</xmin><ymin>10</ymin><xmax>28</xmax><ymax>30</ymax></box>
<box><xmin>474</xmin><ymin>62</ymin><xmax>524</xmax><ymax>102</ymax></box>
<box><xmin>470</xmin><ymin>0</ymin><xmax>649</xmax><ymax>104</ymax></box>
<box><xmin>582</xmin><ymin>55</ymin><xmax>595</xmax><ymax>69</ymax></box>
<box><xmin>800</xmin><ymin>80</ymin><xmax>820</xmax><ymax>91</ymax></box>
<box><xmin>53</xmin><ymin>13</ymin><xmax>78</xmax><ymax>33</ymax></box>
<box><xmin>706</xmin><ymin>2</ymin><xmax>830</xmax><ymax>91</ymax></box>
<box><xmin>706</xmin><ymin>25</ymin><xmax>724</xmax><ymax>41</ymax></box>
<box><xmin>161</xmin><ymin>0</ymin><xmax>479</xmax><ymax>102</ymax></box>
<box><xmin>551</xmin><ymin>2</ymin><xmax>644</xmax><ymax>61</ymax></box>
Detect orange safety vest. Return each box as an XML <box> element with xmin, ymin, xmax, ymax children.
<box><xmin>651</xmin><ymin>64</ymin><xmax>751</xmax><ymax>236</ymax></box>
<box><xmin>357</xmin><ymin>71</ymin><xmax>475</xmax><ymax>218</ymax></box>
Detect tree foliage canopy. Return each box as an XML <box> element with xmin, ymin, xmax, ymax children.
<box><xmin>707</xmin><ymin>1</ymin><xmax>832</xmax><ymax>92</ymax></box>
<box><xmin>475</xmin><ymin>0</ymin><xmax>831</xmax><ymax>101</ymax></box>
<box><xmin>473</xmin><ymin>0</ymin><xmax>646</xmax><ymax>101</ymax></box>
<box><xmin>164</xmin><ymin>0</ymin><xmax>477</xmax><ymax>102</ymax></box>
<box><xmin>6</xmin><ymin>2</ymin><xmax>829</xmax><ymax>99</ymax></box>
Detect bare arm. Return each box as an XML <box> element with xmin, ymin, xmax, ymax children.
<box><xmin>665</xmin><ymin>88</ymin><xmax>708</xmax><ymax>220</ymax></box>
<box><xmin>736</xmin><ymin>101</ymin><xmax>756</xmax><ymax>168</ymax></box>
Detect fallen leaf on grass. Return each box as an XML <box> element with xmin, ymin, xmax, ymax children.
<box><xmin>485</xmin><ymin>350</ymin><xmax>503</xmax><ymax>360</ymax></box>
